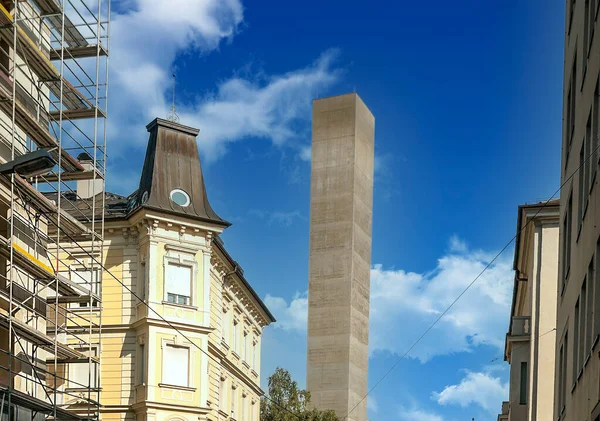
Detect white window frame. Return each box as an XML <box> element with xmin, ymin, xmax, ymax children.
<box><xmin>161</xmin><ymin>342</ymin><xmax>192</xmax><ymax>388</ymax></box>
<box><xmin>137</xmin><ymin>342</ymin><xmax>145</xmax><ymax>386</ymax></box>
<box><xmin>139</xmin><ymin>259</ymin><xmax>146</xmax><ymax>301</ymax></box>
<box><xmin>241</xmin><ymin>393</ymin><xmax>247</xmax><ymax>420</ymax></box>
<box><xmin>68</xmin><ymin>346</ymin><xmax>98</xmax><ymax>389</ymax></box>
<box><xmin>232</xmin><ymin>318</ymin><xmax>239</xmax><ymax>354</ymax></box>
<box><xmin>222</xmin><ymin>303</ymin><xmax>231</xmax><ymax>345</ymax></box>
<box><xmin>231</xmin><ymin>385</ymin><xmax>238</xmax><ymax>419</ymax></box>
<box><xmin>252</xmin><ymin>338</ymin><xmax>257</xmax><ymax>370</ymax></box>
<box><xmin>163</xmin><ymin>255</ymin><xmax>196</xmax><ymax>307</ymax></box>
<box><xmin>68</xmin><ymin>265</ymin><xmax>100</xmax><ymax>308</ymax></box>
<box><xmin>219</xmin><ymin>374</ymin><xmax>228</xmax><ymax>410</ymax></box>
<box><xmin>242</xmin><ymin>329</ymin><xmax>248</xmax><ymax>361</ymax></box>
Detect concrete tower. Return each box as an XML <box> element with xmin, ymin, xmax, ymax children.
<box><xmin>307</xmin><ymin>93</ymin><xmax>375</xmax><ymax>421</ymax></box>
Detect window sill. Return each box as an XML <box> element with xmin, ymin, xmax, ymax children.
<box><xmin>70</xmin><ymin>306</ymin><xmax>100</xmax><ymax>312</ymax></box>
<box><xmin>242</xmin><ymin>360</ymin><xmax>250</xmax><ymax>370</ymax></box>
<box><xmin>577</xmin><ymin>222</ymin><xmax>583</xmax><ymax>243</ymax></box>
<box><xmin>584</xmin><ymin>199</ymin><xmax>590</xmax><ymax>221</ymax></box>
<box><xmin>251</xmin><ymin>369</ymin><xmax>258</xmax><ymax>378</ymax></box>
<box><xmin>161</xmin><ymin>301</ymin><xmax>197</xmax><ymax>311</ymax></box>
<box><xmin>585</xmin><ymin>353</ymin><xmax>592</xmax><ymax>367</ymax></box>
<box><xmin>571</xmin><ymin>381</ymin><xmax>577</xmax><ymax>394</ymax></box>
<box><xmin>231</xmin><ymin>351</ymin><xmax>240</xmax><ymax>360</ymax></box>
<box><xmin>578</xmin><ymin>367</ymin><xmax>584</xmax><ymax>381</ymax></box>
<box><xmin>221</xmin><ymin>338</ymin><xmax>230</xmax><ymax>350</ymax></box>
<box><xmin>65</xmin><ymin>387</ymin><xmax>100</xmax><ymax>392</ymax></box>
<box><xmin>591</xmin><ymin>169</ymin><xmax>598</xmax><ymax>194</ymax></box>
<box><xmin>593</xmin><ymin>334</ymin><xmax>599</xmax><ymax>351</ymax></box>
<box><xmin>158</xmin><ymin>383</ymin><xmax>196</xmax><ymax>392</ymax></box>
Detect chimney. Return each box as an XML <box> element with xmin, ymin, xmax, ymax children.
<box><xmin>76</xmin><ymin>152</ymin><xmax>104</xmax><ymax>199</ymax></box>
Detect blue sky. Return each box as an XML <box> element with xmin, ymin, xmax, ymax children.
<box><xmin>106</xmin><ymin>1</ymin><xmax>565</xmax><ymax>419</ymax></box>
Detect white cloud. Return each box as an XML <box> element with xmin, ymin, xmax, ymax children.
<box><xmin>398</xmin><ymin>407</ymin><xmax>443</xmax><ymax>421</ymax></box>
<box><xmin>106</xmin><ymin>0</ymin><xmax>340</xmax><ymax>176</ymax></box>
<box><xmin>370</xmin><ymin>241</ymin><xmax>512</xmax><ymax>361</ymax></box>
<box><xmin>263</xmin><ymin>292</ymin><xmax>308</xmax><ymax>332</ymax></box>
<box><xmin>266</xmin><ymin>237</ymin><xmax>513</xmax><ymax>361</ymax></box>
<box><xmin>367</xmin><ymin>396</ymin><xmax>378</xmax><ymax>414</ymax></box>
<box><xmin>448</xmin><ymin>235</ymin><xmax>468</xmax><ymax>253</ymax></box>
<box><xmin>433</xmin><ymin>371</ymin><xmax>509</xmax><ymax>412</ymax></box>
<box><xmin>109</xmin><ymin>0</ymin><xmax>243</xmax><ymax>141</ymax></box>
<box><xmin>300</xmin><ymin>145</ymin><xmax>312</xmax><ymax>162</ymax></box>
<box><xmin>187</xmin><ymin>50</ymin><xmax>340</xmax><ymax>160</ymax></box>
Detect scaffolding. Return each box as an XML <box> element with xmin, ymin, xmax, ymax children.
<box><xmin>0</xmin><ymin>1</ymin><xmax>109</xmax><ymax>421</ymax></box>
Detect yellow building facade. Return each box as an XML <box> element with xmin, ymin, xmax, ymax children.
<box><xmin>56</xmin><ymin>118</ymin><xmax>274</xmax><ymax>421</ymax></box>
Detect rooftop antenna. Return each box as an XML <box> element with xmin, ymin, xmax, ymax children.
<box><xmin>167</xmin><ymin>73</ymin><xmax>180</xmax><ymax>123</ymax></box>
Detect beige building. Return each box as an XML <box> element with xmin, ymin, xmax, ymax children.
<box><xmin>307</xmin><ymin>93</ymin><xmax>375</xmax><ymax>421</ymax></box>
<box><xmin>53</xmin><ymin>118</ymin><xmax>275</xmax><ymax>421</ymax></box>
<box><xmin>498</xmin><ymin>201</ymin><xmax>559</xmax><ymax>421</ymax></box>
<box><xmin>555</xmin><ymin>1</ymin><xmax>600</xmax><ymax>421</ymax></box>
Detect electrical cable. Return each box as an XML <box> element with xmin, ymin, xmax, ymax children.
<box><xmin>342</xmin><ymin>138</ymin><xmax>600</xmax><ymax>420</ymax></box>
<box><xmin>45</xmin><ymin>212</ymin><xmax>303</xmax><ymax>419</ymax></box>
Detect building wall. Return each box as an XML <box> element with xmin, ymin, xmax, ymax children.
<box><xmin>530</xmin><ymin>223</ymin><xmax>558</xmax><ymax>421</ymax></box>
<box><xmin>557</xmin><ymin>1</ymin><xmax>600</xmax><ymax>421</ymax></box>
<box><xmin>508</xmin><ymin>342</ymin><xmax>530</xmax><ymax>421</ymax></box>
<box><xmin>65</xmin><ymin>214</ymin><xmax>270</xmax><ymax>421</ymax></box>
<box><xmin>502</xmin><ymin>206</ymin><xmax>559</xmax><ymax>421</ymax></box>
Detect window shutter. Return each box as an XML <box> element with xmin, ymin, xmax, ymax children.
<box><xmin>69</xmin><ymin>348</ymin><xmax>97</xmax><ymax>388</ymax></box>
<box><xmin>72</xmin><ymin>269</ymin><xmax>100</xmax><ymax>294</ymax></box>
<box><xmin>165</xmin><ymin>264</ymin><xmax>192</xmax><ymax>297</ymax></box>
<box><xmin>163</xmin><ymin>345</ymin><xmax>189</xmax><ymax>386</ymax></box>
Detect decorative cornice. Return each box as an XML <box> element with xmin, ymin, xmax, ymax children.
<box><xmin>222</xmin><ymin>276</ymin><xmax>269</xmax><ymax>329</ymax></box>
<box><xmin>130</xmin><ymin>400</ymin><xmax>210</xmax><ymax>414</ymax></box>
<box><xmin>132</xmin><ymin>316</ymin><xmax>214</xmax><ymax>335</ymax></box>
<box><xmin>207</xmin><ymin>341</ymin><xmax>264</xmax><ymax>396</ymax></box>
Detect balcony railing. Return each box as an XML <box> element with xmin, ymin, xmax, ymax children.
<box><xmin>510</xmin><ymin>316</ymin><xmax>531</xmax><ymax>336</ymax></box>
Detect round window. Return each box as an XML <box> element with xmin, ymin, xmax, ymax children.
<box><xmin>170</xmin><ymin>189</ymin><xmax>190</xmax><ymax>207</ymax></box>
<box><xmin>141</xmin><ymin>191</ymin><xmax>149</xmax><ymax>204</ymax></box>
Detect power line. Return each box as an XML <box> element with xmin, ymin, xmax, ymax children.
<box><xmin>43</xmin><ymin>212</ymin><xmax>303</xmax><ymax>419</ymax></box>
<box><xmin>342</xmin><ymin>140</ymin><xmax>600</xmax><ymax>420</ymax></box>
<box><xmin>44</xmin><ymin>140</ymin><xmax>600</xmax><ymax>421</ymax></box>
<box><xmin>489</xmin><ymin>327</ymin><xmax>557</xmax><ymax>362</ymax></box>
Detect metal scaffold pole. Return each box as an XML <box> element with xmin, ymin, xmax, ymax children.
<box><xmin>0</xmin><ymin>0</ymin><xmax>110</xmax><ymax>420</ymax></box>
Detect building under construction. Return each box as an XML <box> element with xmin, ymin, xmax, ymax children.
<box><xmin>0</xmin><ymin>1</ymin><xmax>109</xmax><ymax>421</ymax></box>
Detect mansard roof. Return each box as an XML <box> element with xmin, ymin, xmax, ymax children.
<box><xmin>129</xmin><ymin>118</ymin><xmax>230</xmax><ymax>227</ymax></box>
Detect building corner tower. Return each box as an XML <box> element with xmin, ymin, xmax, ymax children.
<box><xmin>307</xmin><ymin>93</ymin><xmax>375</xmax><ymax>421</ymax></box>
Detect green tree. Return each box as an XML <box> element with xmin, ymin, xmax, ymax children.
<box><xmin>260</xmin><ymin>367</ymin><xmax>339</xmax><ymax>421</ymax></box>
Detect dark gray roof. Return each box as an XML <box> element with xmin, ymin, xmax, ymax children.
<box><xmin>129</xmin><ymin>118</ymin><xmax>230</xmax><ymax>227</ymax></box>
<box><xmin>43</xmin><ymin>118</ymin><xmax>272</xmax><ymax>323</ymax></box>
<box><xmin>45</xmin><ymin>118</ymin><xmax>230</xmax><ymax>227</ymax></box>
<box><xmin>43</xmin><ymin>190</ymin><xmax>131</xmax><ymax>221</ymax></box>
